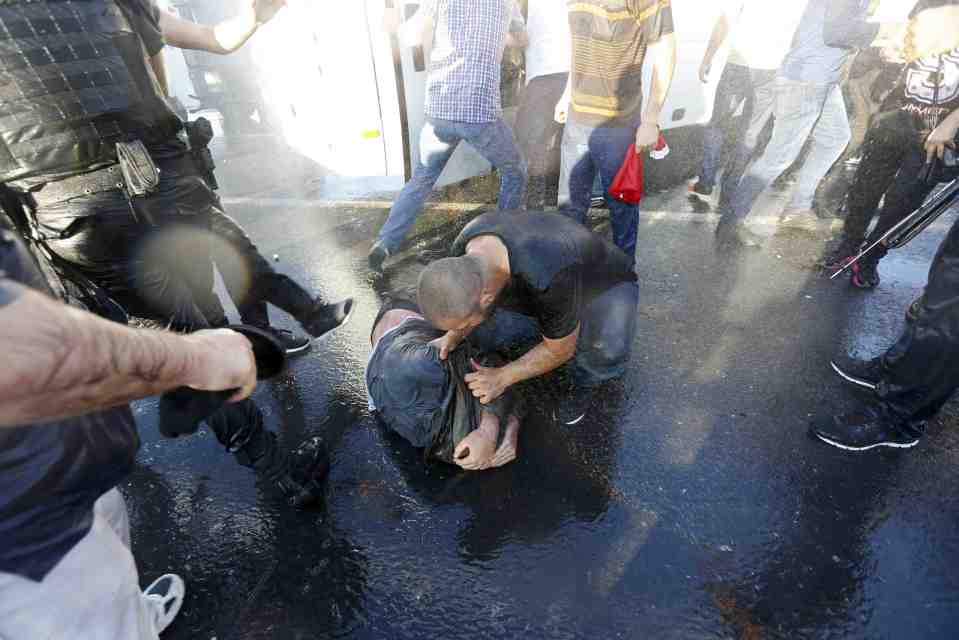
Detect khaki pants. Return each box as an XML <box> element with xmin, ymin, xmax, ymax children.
<box><xmin>0</xmin><ymin>489</ymin><xmax>159</xmax><ymax>640</ymax></box>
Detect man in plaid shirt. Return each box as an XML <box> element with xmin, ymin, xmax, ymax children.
<box><xmin>369</xmin><ymin>0</ymin><xmax>528</xmax><ymax>274</ymax></box>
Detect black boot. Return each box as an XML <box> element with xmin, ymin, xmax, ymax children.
<box><xmin>235</xmin><ymin>430</ymin><xmax>331</xmax><ymax>507</ymax></box>
<box><xmin>209</xmin><ymin>402</ymin><xmax>330</xmax><ymax>507</ymax></box>
<box><xmin>299</xmin><ymin>297</ymin><xmax>355</xmax><ymax>339</ymax></box>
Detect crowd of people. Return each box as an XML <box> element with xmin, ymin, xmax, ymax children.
<box><xmin>2</xmin><ymin>0</ymin><xmax>959</xmax><ymax>637</ymax></box>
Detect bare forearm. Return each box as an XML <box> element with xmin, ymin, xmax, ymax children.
<box><xmin>703</xmin><ymin>16</ymin><xmax>729</xmax><ymax>66</ymax></box>
<box><xmin>501</xmin><ymin>341</ymin><xmax>573</xmax><ymax>387</ymax></box>
<box><xmin>0</xmin><ymin>284</ymin><xmax>203</xmax><ymax>426</ymax></box>
<box><xmin>160</xmin><ymin>10</ymin><xmax>257</xmax><ymax>55</ymax></box>
<box><xmin>644</xmin><ymin>34</ymin><xmax>677</xmax><ymax>124</ymax></box>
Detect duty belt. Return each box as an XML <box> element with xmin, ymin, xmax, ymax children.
<box><xmin>31</xmin><ymin>165</ymin><xmax>126</xmax><ymax>209</ymax></box>
<box><xmin>30</xmin><ymin>154</ymin><xmax>198</xmax><ymax>209</ymax></box>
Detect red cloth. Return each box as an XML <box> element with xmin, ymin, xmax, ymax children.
<box><xmin>609</xmin><ymin>146</ymin><xmax>644</xmax><ymax>204</ymax></box>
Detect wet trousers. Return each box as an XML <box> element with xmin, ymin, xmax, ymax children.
<box><xmin>714</xmin><ymin>68</ymin><xmax>777</xmax><ymax>209</ymax></box>
<box><xmin>470</xmin><ymin>281</ymin><xmax>640</xmax><ymax>387</ymax></box>
<box><xmin>514</xmin><ymin>72</ymin><xmax>568</xmax><ymax>209</ymax></box>
<box><xmin>839</xmin><ymin>113</ymin><xmax>935</xmax><ymax>263</ymax></box>
<box><xmin>558</xmin><ymin>120</ymin><xmax>640</xmax><ymax>263</ymax></box>
<box><xmin>0</xmin><ymin>490</ymin><xmax>161</xmax><ymax>640</ymax></box>
<box><xmin>205</xmin><ymin>206</ymin><xmax>317</xmax><ymax>329</ymax></box>
<box><xmin>699</xmin><ymin>63</ymin><xmax>767</xmax><ymax>191</ymax></box>
<box><xmin>33</xmin><ymin>168</ymin><xmax>280</xmax><ymax>471</ymax></box>
<box><xmin>876</xmin><ymin>214</ymin><xmax>959</xmax><ymax>433</ymax></box>
<box><xmin>377</xmin><ymin>116</ymin><xmax>528</xmax><ymax>254</ymax></box>
<box><xmin>725</xmin><ymin>77</ymin><xmax>851</xmax><ymax>222</ymax></box>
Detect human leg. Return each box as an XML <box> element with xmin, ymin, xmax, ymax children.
<box><xmin>208</xmin><ymin>206</ymin><xmax>353</xmax><ymax>343</ymax></box>
<box><xmin>572</xmin><ymin>281</ymin><xmax>640</xmax><ymax>386</ymax></box>
<box><xmin>0</xmin><ymin>490</ymin><xmax>163</xmax><ymax>640</ymax></box>
<box><xmin>516</xmin><ymin>73</ymin><xmax>569</xmax><ymax>208</ymax></box>
<box><xmin>786</xmin><ymin>84</ymin><xmax>852</xmax><ymax>212</ymax></box>
<box><xmin>699</xmin><ymin>63</ymin><xmax>752</xmax><ymax>190</ymax></box>
<box><xmin>834</xmin><ymin>121</ymin><xmax>908</xmax><ymax>256</ymax></box>
<box><xmin>813</xmin><ymin>216</ymin><xmax>959</xmax><ymax>449</ymax></box>
<box><xmin>558</xmin><ymin>120</ymin><xmax>598</xmax><ymax>225</ymax></box>
<box><xmin>376</xmin><ymin>119</ymin><xmax>460</xmax><ymax>254</ymax></box>
<box><xmin>850</xmin><ymin>143</ymin><xmax>938</xmax><ymax>288</ymax></box>
<box><xmin>725</xmin><ymin>79</ymin><xmax>833</xmax><ymax>224</ymax></box>
<box><xmin>460</xmin><ymin>117</ymin><xmax>527</xmax><ymax>211</ymax></box>
<box><xmin>589</xmin><ymin>124</ymin><xmax>641</xmax><ymax>260</ymax></box>
<box><xmin>718</xmin><ymin>69</ymin><xmax>777</xmax><ymax>209</ymax></box>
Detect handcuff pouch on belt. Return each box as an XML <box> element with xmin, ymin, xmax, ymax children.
<box><xmin>116</xmin><ymin>140</ymin><xmax>161</xmax><ymax>197</ymax></box>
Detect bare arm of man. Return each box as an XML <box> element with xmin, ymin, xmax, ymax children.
<box><xmin>465</xmin><ymin>326</ymin><xmax>580</xmax><ymax>405</ymax></box>
<box><xmin>637</xmin><ymin>32</ymin><xmax>677</xmax><ymax>151</ymax></box>
<box><xmin>700</xmin><ymin>14</ymin><xmax>729</xmax><ymax>83</ymax></box>
<box><xmin>0</xmin><ymin>281</ymin><xmax>256</xmax><ymax>427</ymax></box>
<box><xmin>159</xmin><ymin>0</ymin><xmax>285</xmax><ymax>55</ymax></box>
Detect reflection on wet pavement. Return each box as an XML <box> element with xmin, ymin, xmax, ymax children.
<box><xmin>124</xmin><ymin>150</ymin><xmax>959</xmax><ymax>639</ymax></box>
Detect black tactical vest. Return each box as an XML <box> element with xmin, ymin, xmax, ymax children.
<box><xmin>0</xmin><ymin>0</ymin><xmax>180</xmax><ymax>185</ymax></box>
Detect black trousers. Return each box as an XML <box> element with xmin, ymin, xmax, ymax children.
<box><xmin>205</xmin><ymin>205</ymin><xmax>317</xmax><ymax>329</ymax></box>
<box><xmin>840</xmin><ymin>111</ymin><xmax>935</xmax><ymax>262</ymax></box>
<box><xmin>514</xmin><ymin>72</ymin><xmax>568</xmax><ymax>209</ymax></box>
<box><xmin>878</xmin><ymin>213</ymin><xmax>959</xmax><ymax>432</ymax></box>
<box><xmin>33</xmin><ymin>165</ymin><xmax>277</xmax><ymax>467</ymax></box>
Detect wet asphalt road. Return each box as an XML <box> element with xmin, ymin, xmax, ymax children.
<box><xmin>124</xmin><ymin>147</ymin><xmax>959</xmax><ymax>639</ymax></box>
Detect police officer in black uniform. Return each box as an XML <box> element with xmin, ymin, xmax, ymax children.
<box><xmin>0</xmin><ymin>0</ymin><xmax>328</xmax><ymax>506</ymax></box>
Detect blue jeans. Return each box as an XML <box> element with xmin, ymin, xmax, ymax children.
<box><xmin>700</xmin><ymin>63</ymin><xmax>775</xmax><ymax>190</ymax></box>
<box><xmin>558</xmin><ymin>120</ymin><xmax>639</xmax><ymax>263</ymax></box>
<box><xmin>725</xmin><ymin>78</ymin><xmax>851</xmax><ymax>224</ymax></box>
<box><xmin>469</xmin><ymin>281</ymin><xmax>640</xmax><ymax>387</ymax></box>
<box><xmin>376</xmin><ymin>116</ymin><xmax>527</xmax><ymax>253</ymax></box>
<box><xmin>717</xmin><ymin>68</ymin><xmax>777</xmax><ymax>209</ymax></box>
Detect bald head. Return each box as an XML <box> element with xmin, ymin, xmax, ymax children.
<box><xmin>417</xmin><ymin>255</ymin><xmax>486</xmax><ymax>328</ymax></box>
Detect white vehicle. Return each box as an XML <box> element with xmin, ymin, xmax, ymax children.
<box><xmin>164</xmin><ymin>0</ymin><xmax>725</xmax><ymax>192</ymax></box>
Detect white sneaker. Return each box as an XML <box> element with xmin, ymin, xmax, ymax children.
<box><xmin>143</xmin><ymin>573</ymin><xmax>186</xmax><ymax>635</ymax></box>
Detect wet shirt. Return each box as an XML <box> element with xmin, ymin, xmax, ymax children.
<box><xmin>567</xmin><ymin>0</ymin><xmax>674</xmax><ymax>127</ymax></box>
<box><xmin>0</xmin><ymin>228</ymin><xmax>139</xmax><ymax>582</ymax></box>
<box><xmin>779</xmin><ymin>0</ymin><xmax>877</xmax><ymax>85</ymax></box>
<box><xmin>423</xmin><ymin>0</ymin><xmax>522</xmax><ymax>123</ymax></box>
<box><xmin>451</xmin><ymin>212</ymin><xmax>637</xmax><ymax>340</ymax></box>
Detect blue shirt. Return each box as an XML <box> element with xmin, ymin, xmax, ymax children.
<box><xmin>779</xmin><ymin>0</ymin><xmax>878</xmax><ymax>85</ymax></box>
<box><xmin>423</xmin><ymin>0</ymin><xmax>520</xmax><ymax>123</ymax></box>
<box><xmin>0</xmin><ymin>229</ymin><xmax>139</xmax><ymax>582</ymax></box>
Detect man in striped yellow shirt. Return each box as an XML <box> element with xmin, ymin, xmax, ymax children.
<box><xmin>556</xmin><ymin>0</ymin><xmax>676</xmax><ymax>264</ymax></box>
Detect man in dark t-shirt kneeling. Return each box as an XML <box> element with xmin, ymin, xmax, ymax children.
<box><xmin>419</xmin><ymin>211</ymin><xmax>639</xmax><ymax>425</ymax></box>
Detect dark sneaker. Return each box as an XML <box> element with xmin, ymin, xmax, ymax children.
<box><xmin>143</xmin><ymin>574</ymin><xmax>186</xmax><ymax>635</ymax></box>
<box><xmin>269</xmin><ymin>328</ymin><xmax>311</xmax><ymax>356</ymax></box>
<box><xmin>272</xmin><ymin>436</ymin><xmax>331</xmax><ymax>507</ymax></box>
<box><xmin>716</xmin><ymin>220</ymin><xmax>763</xmax><ymax>248</ymax></box>
<box><xmin>830</xmin><ymin>355</ymin><xmax>881</xmax><ymax>391</ymax></box>
<box><xmin>810</xmin><ymin>408</ymin><xmax>920</xmax><ymax>451</ymax></box>
<box><xmin>416</xmin><ymin>248</ymin><xmax>446</xmax><ymax>265</ymax></box>
<box><xmin>301</xmin><ymin>297</ymin><xmax>354</xmax><ymax>339</ymax></box>
<box><xmin>553</xmin><ymin>386</ymin><xmax>593</xmax><ymax>425</ymax></box>
<box><xmin>368</xmin><ymin>243</ymin><xmax>389</xmax><ymax>274</ymax></box>
<box><xmin>850</xmin><ymin>259</ymin><xmax>880</xmax><ymax>289</ymax></box>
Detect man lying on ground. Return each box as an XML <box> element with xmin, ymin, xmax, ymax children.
<box><xmin>366</xmin><ymin>299</ymin><xmax>523</xmax><ymax>471</ymax></box>
<box><xmin>418</xmin><ymin>210</ymin><xmax>640</xmax><ymax>426</ymax></box>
